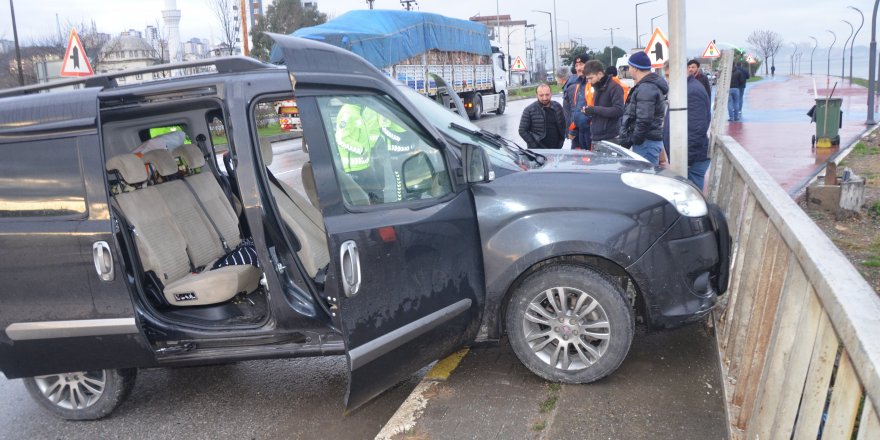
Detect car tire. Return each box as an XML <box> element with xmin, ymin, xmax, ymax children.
<box><xmin>469</xmin><ymin>94</ymin><xmax>483</xmax><ymax>120</ymax></box>
<box><xmin>23</xmin><ymin>368</ymin><xmax>137</xmax><ymax>420</ymax></box>
<box><xmin>494</xmin><ymin>92</ymin><xmax>506</xmax><ymax>115</ymax></box>
<box><xmin>505</xmin><ymin>264</ymin><xmax>633</xmax><ymax>383</ymax></box>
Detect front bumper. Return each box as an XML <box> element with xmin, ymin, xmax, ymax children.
<box><xmin>627</xmin><ymin>203</ymin><xmax>731</xmax><ymax>329</ymax></box>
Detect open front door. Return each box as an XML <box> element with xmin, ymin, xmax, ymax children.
<box><xmin>0</xmin><ymin>88</ymin><xmax>155</xmax><ymax>378</ymax></box>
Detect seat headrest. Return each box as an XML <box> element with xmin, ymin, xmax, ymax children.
<box><xmin>260</xmin><ymin>139</ymin><xmax>273</xmax><ymax>166</ymax></box>
<box><xmin>142</xmin><ymin>149</ymin><xmax>179</xmax><ymax>177</ymax></box>
<box><xmin>106</xmin><ymin>154</ymin><xmax>148</xmax><ymax>185</ymax></box>
<box><xmin>172</xmin><ymin>144</ymin><xmax>206</xmax><ymax>169</ymax></box>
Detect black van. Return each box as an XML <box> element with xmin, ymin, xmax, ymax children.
<box><xmin>0</xmin><ymin>36</ymin><xmax>728</xmax><ymax>420</ymax></box>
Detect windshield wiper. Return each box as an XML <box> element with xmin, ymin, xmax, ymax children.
<box><xmin>448</xmin><ymin>122</ymin><xmax>519</xmax><ymax>162</ymax></box>
<box><xmin>477</xmin><ymin>129</ymin><xmax>547</xmax><ymax>166</ymax></box>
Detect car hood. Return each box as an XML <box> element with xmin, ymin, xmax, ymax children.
<box><xmin>530</xmin><ymin>149</ymin><xmax>661</xmax><ymax>174</ymax></box>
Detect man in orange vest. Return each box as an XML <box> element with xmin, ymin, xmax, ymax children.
<box><xmin>605</xmin><ymin>66</ymin><xmax>630</xmax><ymax>102</ymax></box>
<box><xmin>567</xmin><ymin>53</ymin><xmax>594</xmax><ymax>149</ymax></box>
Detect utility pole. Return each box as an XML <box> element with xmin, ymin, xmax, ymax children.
<box><xmin>848</xmin><ymin>6</ymin><xmax>864</xmax><ymax>84</ymax></box>
<box><xmin>366</xmin><ymin>0</ymin><xmax>374</xmax><ymax>9</ymax></box>
<box><xmin>810</xmin><ymin>36</ymin><xmax>818</xmax><ymax>76</ymax></box>
<box><xmin>826</xmin><ymin>30</ymin><xmax>836</xmax><ymax>90</ymax></box>
<box><xmin>603</xmin><ymin>27</ymin><xmax>620</xmax><ymax>67</ymax></box>
<box><xmin>867</xmin><ymin>0</ymin><xmax>878</xmax><ymax>125</ymax></box>
<box><xmin>9</xmin><ymin>0</ymin><xmax>24</xmax><ymax>86</ymax></box>
<box><xmin>239</xmin><ymin>0</ymin><xmax>249</xmax><ymax>56</ymax></box>
<box><xmin>534</xmin><ymin>10</ymin><xmax>556</xmax><ymax>83</ymax></box>
<box><xmin>842</xmin><ymin>20</ymin><xmax>853</xmax><ymax>82</ymax></box>
<box><xmin>668</xmin><ymin>0</ymin><xmax>687</xmax><ymax>177</ymax></box>
<box><xmin>400</xmin><ymin>0</ymin><xmax>417</xmax><ymax>11</ymax></box>
<box><xmin>635</xmin><ymin>0</ymin><xmax>656</xmax><ymax>49</ymax></box>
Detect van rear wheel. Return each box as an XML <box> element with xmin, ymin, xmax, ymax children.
<box><xmin>23</xmin><ymin>368</ymin><xmax>136</xmax><ymax>420</ymax></box>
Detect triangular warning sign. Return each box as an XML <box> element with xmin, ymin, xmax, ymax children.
<box><xmin>746</xmin><ymin>54</ymin><xmax>757</xmax><ymax>64</ymax></box>
<box><xmin>702</xmin><ymin>41</ymin><xmax>720</xmax><ymax>59</ymax></box>
<box><xmin>644</xmin><ymin>27</ymin><xmax>669</xmax><ymax>68</ymax></box>
<box><xmin>60</xmin><ymin>29</ymin><xmax>94</xmax><ymax>77</ymax></box>
<box><xmin>511</xmin><ymin>55</ymin><xmax>528</xmax><ymax>72</ymax></box>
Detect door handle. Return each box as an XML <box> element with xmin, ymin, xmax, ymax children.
<box><xmin>93</xmin><ymin>241</ymin><xmax>115</xmax><ymax>282</ymax></box>
<box><xmin>339</xmin><ymin>240</ymin><xmax>361</xmax><ymax>297</ymax></box>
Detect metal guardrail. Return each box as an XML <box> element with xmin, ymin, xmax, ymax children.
<box><xmin>708</xmin><ymin>134</ymin><xmax>880</xmax><ymax>439</ymax></box>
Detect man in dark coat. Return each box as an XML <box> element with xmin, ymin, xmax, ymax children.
<box><xmin>519</xmin><ymin>84</ymin><xmax>566</xmax><ymax>149</ymax></box>
<box><xmin>728</xmin><ymin>65</ymin><xmax>746</xmax><ymax>121</ymax></box>
<box><xmin>663</xmin><ymin>66</ymin><xmax>711</xmax><ymax>190</ymax></box>
<box><xmin>580</xmin><ymin>60</ymin><xmax>624</xmax><ymax>145</ymax></box>
<box><xmin>618</xmin><ymin>51</ymin><xmax>668</xmax><ymax>165</ymax></box>
<box><xmin>687</xmin><ymin>59</ymin><xmax>712</xmax><ymax>98</ymax></box>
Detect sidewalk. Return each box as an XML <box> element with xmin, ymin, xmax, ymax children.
<box><xmin>726</xmin><ymin>74</ymin><xmax>870</xmax><ymax>194</ymax></box>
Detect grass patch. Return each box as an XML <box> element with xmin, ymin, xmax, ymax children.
<box><xmin>532</xmin><ymin>420</ymin><xmax>546</xmax><ymax>431</ymax></box>
<box><xmin>747</xmin><ymin>75</ymin><xmax>762</xmax><ymax>82</ymax></box>
<box><xmin>508</xmin><ymin>84</ymin><xmax>563</xmax><ymax>100</ymax></box>
<box><xmin>863</xmin><ymin>240</ymin><xmax>880</xmax><ymax>267</ymax></box>
<box><xmin>852</xmin><ymin>141</ymin><xmax>880</xmax><ymax>156</ymax></box>
<box><xmin>539</xmin><ymin>382</ymin><xmax>562</xmax><ymax>413</ymax></box>
<box><xmin>852</xmin><ymin>77</ymin><xmax>869</xmax><ymax>88</ymax></box>
<box><xmin>872</xmin><ymin>201</ymin><xmax>880</xmax><ymax>216</ymax></box>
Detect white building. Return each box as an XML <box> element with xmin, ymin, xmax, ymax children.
<box><xmin>97</xmin><ymin>31</ymin><xmax>161</xmax><ymax>83</ymax></box>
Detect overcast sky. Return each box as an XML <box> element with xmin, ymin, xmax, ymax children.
<box><xmin>1</xmin><ymin>0</ymin><xmax>874</xmax><ymax>57</ymax></box>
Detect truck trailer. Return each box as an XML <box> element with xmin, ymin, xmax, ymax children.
<box><xmin>279</xmin><ymin>10</ymin><xmax>508</xmax><ymax>120</ymax></box>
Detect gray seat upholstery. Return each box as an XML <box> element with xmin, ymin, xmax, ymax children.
<box><xmin>107</xmin><ymin>153</ymin><xmax>260</xmax><ymax>307</ymax></box>
<box><xmin>171</xmin><ymin>144</ymin><xmax>242</xmax><ymax>250</ymax></box>
<box><xmin>259</xmin><ymin>139</ymin><xmax>329</xmax><ymax>278</ymax></box>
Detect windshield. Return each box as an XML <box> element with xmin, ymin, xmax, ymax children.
<box><xmin>396</xmin><ymin>84</ymin><xmax>523</xmax><ymax>171</ymax></box>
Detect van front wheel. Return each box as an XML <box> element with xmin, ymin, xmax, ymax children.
<box><xmin>23</xmin><ymin>368</ymin><xmax>136</xmax><ymax>420</ymax></box>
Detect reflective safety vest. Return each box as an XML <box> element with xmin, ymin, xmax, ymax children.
<box><xmin>335</xmin><ymin>104</ymin><xmax>381</xmax><ymax>172</ymax></box>
<box><xmin>611</xmin><ymin>76</ymin><xmax>630</xmax><ymax>102</ymax></box>
<box><xmin>569</xmin><ymin>80</ymin><xmax>595</xmax><ymax>133</ymax></box>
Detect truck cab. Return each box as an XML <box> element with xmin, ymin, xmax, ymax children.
<box><xmin>0</xmin><ymin>35</ymin><xmax>728</xmax><ymax>421</ymax></box>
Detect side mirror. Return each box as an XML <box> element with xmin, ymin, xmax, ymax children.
<box><xmin>462</xmin><ymin>143</ymin><xmax>495</xmax><ymax>183</ymax></box>
<box><xmin>402</xmin><ymin>152</ymin><xmax>435</xmax><ymax>194</ymax></box>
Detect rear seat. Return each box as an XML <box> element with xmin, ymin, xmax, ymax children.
<box><xmin>171</xmin><ymin>144</ymin><xmax>242</xmax><ymax>250</ymax></box>
<box><xmin>106</xmin><ymin>153</ymin><xmax>260</xmax><ymax>307</ymax></box>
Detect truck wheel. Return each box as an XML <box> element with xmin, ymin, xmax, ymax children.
<box><xmin>494</xmin><ymin>92</ymin><xmax>506</xmax><ymax>115</ymax></box>
<box><xmin>23</xmin><ymin>368</ymin><xmax>137</xmax><ymax>420</ymax></box>
<box><xmin>505</xmin><ymin>265</ymin><xmax>633</xmax><ymax>383</ymax></box>
<box><xmin>469</xmin><ymin>94</ymin><xmax>483</xmax><ymax>120</ymax></box>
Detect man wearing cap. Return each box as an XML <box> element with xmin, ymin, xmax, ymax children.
<box><xmin>618</xmin><ymin>51</ymin><xmax>668</xmax><ymax>165</ymax></box>
<box><xmin>567</xmin><ymin>53</ymin><xmax>593</xmax><ymax>149</ymax></box>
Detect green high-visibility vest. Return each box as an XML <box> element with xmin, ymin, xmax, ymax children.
<box><xmin>335</xmin><ymin>104</ymin><xmax>381</xmax><ymax>172</ymax></box>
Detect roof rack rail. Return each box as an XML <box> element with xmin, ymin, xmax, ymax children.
<box><xmin>0</xmin><ymin>56</ymin><xmax>275</xmax><ymax>99</ymax></box>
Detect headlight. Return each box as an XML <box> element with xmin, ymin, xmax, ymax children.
<box><xmin>620</xmin><ymin>172</ymin><xmax>708</xmax><ymax>217</ymax></box>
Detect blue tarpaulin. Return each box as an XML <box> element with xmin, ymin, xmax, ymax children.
<box><xmin>270</xmin><ymin>10</ymin><xmax>491</xmax><ymax>68</ymax></box>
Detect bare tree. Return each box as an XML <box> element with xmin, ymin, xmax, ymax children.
<box><xmin>206</xmin><ymin>0</ymin><xmax>240</xmax><ymax>55</ymax></box>
<box><xmin>746</xmin><ymin>29</ymin><xmax>783</xmax><ymax>75</ymax></box>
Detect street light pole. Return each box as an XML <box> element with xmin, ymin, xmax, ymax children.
<box><xmin>9</xmin><ymin>0</ymin><xmax>24</xmax><ymax>86</ymax></box>
<box><xmin>650</xmin><ymin>13</ymin><xmax>665</xmax><ymax>33</ymax></box>
<box><xmin>507</xmin><ymin>28</ymin><xmax>521</xmax><ymax>85</ymax></box>
<box><xmin>533</xmin><ymin>10</ymin><xmax>556</xmax><ymax>83</ymax></box>
<box><xmin>635</xmin><ymin>0</ymin><xmax>656</xmax><ymax>49</ymax></box>
<box><xmin>826</xmin><ymin>30</ymin><xmax>836</xmax><ymax>90</ymax></box>
<box><xmin>603</xmin><ymin>27</ymin><xmax>620</xmax><ymax>67</ymax></box>
<box><xmin>848</xmin><ymin>6</ymin><xmax>864</xmax><ymax>84</ymax></box>
<box><xmin>868</xmin><ymin>0</ymin><xmax>879</xmax><ymax>125</ymax></box>
<box><xmin>842</xmin><ymin>20</ymin><xmax>854</xmax><ymax>82</ymax></box>
<box><xmin>810</xmin><ymin>36</ymin><xmax>818</xmax><ymax>76</ymax></box>
<box><xmin>553</xmin><ymin>0</ymin><xmax>558</xmax><ymax>72</ymax></box>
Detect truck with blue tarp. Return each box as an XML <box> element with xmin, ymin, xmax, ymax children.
<box><xmin>277</xmin><ymin>9</ymin><xmax>508</xmax><ymax>119</ymax></box>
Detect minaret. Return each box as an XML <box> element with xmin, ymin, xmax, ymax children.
<box><xmin>162</xmin><ymin>0</ymin><xmax>182</xmax><ymax>63</ymax></box>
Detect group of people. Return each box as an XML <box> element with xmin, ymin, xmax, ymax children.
<box><xmin>518</xmin><ymin>51</ymin><xmax>715</xmax><ymax>190</ymax></box>
<box><xmin>728</xmin><ymin>62</ymin><xmax>750</xmax><ymax>121</ymax></box>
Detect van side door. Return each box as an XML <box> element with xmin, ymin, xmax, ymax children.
<box><xmin>0</xmin><ymin>89</ymin><xmax>155</xmax><ymax>378</ymax></box>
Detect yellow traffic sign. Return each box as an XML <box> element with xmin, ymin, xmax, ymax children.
<box><xmin>511</xmin><ymin>55</ymin><xmax>528</xmax><ymax>72</ymax></box>
<box><xmin>702</xmin><ymin>41</ymin><xmax>720</xmax><ymax>59</ymax></box>
<box><xmin>644</xmin><ymin>27</ymin><xmax>669</xmax><ymax>68</ymax></box>
<box><xmin>60</xmin><ymin>29</ymin><xmax>94</xmax><ymax>77</ymax></box>
<box><xmin>746</xmin><ymin>54</ymin><xmax>757</xmax><ymax>64</ymax></box>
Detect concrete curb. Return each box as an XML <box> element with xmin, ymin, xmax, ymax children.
<box><xmin>374</xmin><ymin>349</ymin><xmax>470</xmax><ymax>440</ymax></box>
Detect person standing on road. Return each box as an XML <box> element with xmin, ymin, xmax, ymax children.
<box><xmin>618</xmin><ymin>52</ymin><xmax>668</xmax><ymax>165</ymax></box>
<box><xmin>687</xmin><ymin>59</ymin><xmax>712</xmax><ymax>98</ymax></box>
<box><xmin>736</xmin><ymin>62</ymin><xmax>750</xmax><ymax>119</ymax></box>
<box><xmin>728</xmin><ymin>65</ymin><xmax>746</xmax><ymax>121</ymax></box>
<box><xmin>605</xmin><ymin>65</ymin><xmax>630</xmax><ymax>102</ymax></box>
<box><xmin>567</xmin><ymin>53</ymin><xmax>594</xmax><ymax>149</ymax></box>
<box><xmin>662</xmin><ymin>61</ymin><xmax>712</xmax><ymax>190</ymax></box>
<box><xmin>581</xmin><ymin>60</ymin><xmax>625</xmax><ymax>145</ymax></box>
<box><xmin>771</xmin><ymin>65</ymin><xmax>776</xmax><ymax>77</ymax></box>
<box><xmin>556</xmin><ymin>67</ymin><xmax>575</xmax><ymax>131</ymax></box>
<box><xmin>519</xmin><ymin>84</ymin><xmax>566</xmax><ymax>149</ymax></box>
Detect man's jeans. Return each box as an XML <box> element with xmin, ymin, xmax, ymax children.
<box><xmin>633</xmin><ymin>139</ymin><xmax>664</xmax><ymax>165</ymax></box>
<box><xmin>688</xmin><ymin>159</ymin><xmax>711</xmax><ymax>191</ymax></box>
<box><xmin>728</xmin><ymin>88</ymin><xmax>741</xmax><ymax>120</ymax></box>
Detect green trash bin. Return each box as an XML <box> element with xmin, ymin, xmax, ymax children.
<box><xmin>812</xmin><ymin>97</ymin><xmax>842</xmax><ymax>148</ymax></box>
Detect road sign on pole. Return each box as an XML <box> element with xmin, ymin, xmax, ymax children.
<box><xmin>746</xmin><ymin>54</ymin><xmax>757</xmax><ymax>64</ymax></box>
<box><xmin>60</xmin><ymin>29</ymin><xmax>94</xmax><ymax>77</ymax></box>
<box><xmin>644</xmin><ymin>27</ymin><xmax>669</xmax><ymax>68</ymax></box>
<box><xmin>701</xmin><ymin>41</ymin><xmax>720</xmax><ymax>59</ymax></box>
<box><xmin>511</xmin><ymin>55</ymin><xmax>528</xmax><ymax>72</ymax></box>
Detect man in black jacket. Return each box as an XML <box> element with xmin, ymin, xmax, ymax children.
<box><xmin>519</xmin><ymin>84</ymin><xmax>566</xmax><ymax>149</ymax></box>
<box><xmin>728</xmin><ymin>66</ymin><xmax>746</xmax><ymax>121</ymax></box>
<box><xmin>580</xmin><ymin>60</ymin><xmax>624</xmax><ymax>146</ymax></box>
<box><xmin>663</xmin><ymin>62</ymin><xmax>711</xmax><ymax>190</ymax></box>
<box><xmin>687</xmin><ymin>59</ymin><xmax>712</xmax><ymax>98</ymax></box>
<box><xmin>618</xmin><ymin>51</ymin><xmax>668</xmax><ymax>165</ymax></box>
